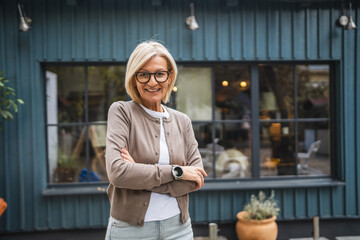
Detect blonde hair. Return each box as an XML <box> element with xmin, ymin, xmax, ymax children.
<box><xmin>125</xmin><ymin>40</ymin><xmax>178</xmax><ymax>104</ymax></box>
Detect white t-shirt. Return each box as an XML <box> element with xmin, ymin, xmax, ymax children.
<box><xmin>140</xmin><ymin>105</ymin><xmax>181</xmax><ymax>222</ymax></box>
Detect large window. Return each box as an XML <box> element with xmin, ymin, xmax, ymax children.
<box><xmin>45</xmin><ymin>62</ymin><xmax>332</xmax><ymax>184</ymax></box>
<box><xmin>45</xmin><ymin>65</ymin><xmax>126</xmax><ymax>183</ymax></box>
<box><xmin>173</xmin><ymin>63</ymin><xmax>332</xmax><ymax>179</ymax></box>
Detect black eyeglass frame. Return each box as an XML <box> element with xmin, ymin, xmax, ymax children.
<box><xmin>135</xmin><ymin>70</ymin><xmax>171</xmax><ymax>84</ymax></box>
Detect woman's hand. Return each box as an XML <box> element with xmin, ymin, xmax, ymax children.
<box><xmin>182</xmin><ymin>166</ymin><xmax>207</xmax><ymax>190</ymax></box>
<box><xmin>121</xmin><ymin>148</ymin><xmax>135</xmax><ymax>163</ymax></box>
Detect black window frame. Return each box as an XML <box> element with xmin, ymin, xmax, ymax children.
<box><xmin>41</xmin><ymin>60</ymin><xmax>343</xmax><ymax>195</ymax></box>
<box><xmin>175</xmin><ymin>60</ymin><xmax>337</xmax><ymax>181</ymax></box>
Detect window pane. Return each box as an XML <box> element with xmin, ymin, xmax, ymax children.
<box><xmin>48</xmin><ymin>125</ymin><xmax>86</xmax><ymax>183</ymax></box>
<box><xmin>215</xmin><ymin>65</ymin><xmax>251</xmax><ymax>120</ymax></box>
<box><xmin>46</xmin><ymin>67</ymin><xmax>85</xmax><ymax>124</ymax></box>
<box><xmin>88</xmin><ymin>66</ymin><xmax>127</xmax><ymax>122</ymax></box>
<box><xmin>175</xmin><ymin>67</ymin><xmax>212</xmax><ymax>121</ymax></box>
<box><xmin>260</xmin><ymin>122</ymin><xmax>296</xmax><ymax>177</ymax></box>
<box><xmin>297</xmin><ymin>65</ymin><xmax>330</xmax><ymax>119</ymax></box>
<box><xmin>193</xmin><ymin>123</ymin><xmax>213</xmax><ymax>178</ymax></box>
<box><xmin>215</xmin><ymin>123</ymin><xmax>252</xmax><ymax>178</ymax></box>
<box><xmin>88</xmin><ymin>124</ymin><xmax>108</xmax><ymax>181</ymax></box>
<box><xmin>297</xmin><ymin>121</ymin><xmax>330</xmax><ymax>176</ymax></box>
<box><xmin>259</xmin><ymin>65</ymin><xmax>294</xmax><ymax>120</ymax></box>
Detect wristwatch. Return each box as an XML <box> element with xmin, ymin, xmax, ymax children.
<box><xmin>172</xmin><ymin>165</ymin><xmax>184</xmax><ymax>180</ymax></box>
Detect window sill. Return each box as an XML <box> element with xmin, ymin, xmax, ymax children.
<box><xmin>42</xmin><ymin>178</ymin><xmax>344</xmax><ymax>196</ymax></box>
<box><xmin>42</xmin><ymin>182</ymin><xmax>109</xmax><ymax>196</ymax></box>
<box><xmin>200</xmin><ymin>177</ymin><xmax>345</xmax><ymax>191</ymax></box>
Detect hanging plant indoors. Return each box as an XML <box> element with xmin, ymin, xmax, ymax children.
<box><xmin>236</xmin><ymin>190</ymin><xmax>280</xmax><ymax>240</ymax></box>
<box><xmin>0</xmin><ymin>72</ymin><xmax>24</xmax><ymax>130</ymax></box>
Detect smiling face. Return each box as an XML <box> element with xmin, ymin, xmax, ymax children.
<box><xmin>135</xmin><ymin>55</ymin><xmax>170</xmax><ymax>112</ymax></box>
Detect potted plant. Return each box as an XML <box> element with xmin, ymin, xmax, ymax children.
<box><xmin>236</xmin><ymin>190</ymin><xmax>280</xmax><ymax>240</ymax></box>
<box><xmin>55</xmin><ymin>149</ymin><xmax>78</xmax><ymax>183</ymax></box>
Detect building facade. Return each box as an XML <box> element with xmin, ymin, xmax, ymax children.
<box><xmin>1</xmin><ymin>0</ymin><xmax>360</xmax><ymax>239</ymax></box>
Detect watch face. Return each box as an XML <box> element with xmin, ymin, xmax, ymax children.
<box><xmin>339</xmin><ymin>15</ymin><xmax>349</xmax><ymax>26</ymax></box>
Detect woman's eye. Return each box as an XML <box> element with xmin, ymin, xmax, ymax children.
<box><xmin>139</xmin><ymin>73</ymin><xmax>148</xmax><ymax>78</ymax></box>
<box><xmin>156</xmin><ymin>72</ymin><xmax>165</xmax><ymax>77</ymax></box>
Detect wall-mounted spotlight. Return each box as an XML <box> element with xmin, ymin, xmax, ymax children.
<box><xmin>17</xmin><ymin>3</ymin><xmax>32</xmax><ymax>32</ymax></box>
<box><xmin>337</xmin><ymin>0</ymin><xmax>348</xmax><ymax>27</ymax></box>
<box><xmin>346</xmin><ymin>2</ymin><xmax>356</xmax><ymax>30</ymax></box>
<box><xmin>185</xmin><ymin>2</ymin><xmax>199</xmax><ymax>30</ymax></box>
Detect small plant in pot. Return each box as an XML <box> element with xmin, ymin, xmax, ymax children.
<box><xmin>236</xmin><ymin>190</ymin><xmax>280</xmax><ymax>240</ymax></box>
<box><xmin>55</xmin><ymin>150</ymin><xmax>78</xmax><ymax>183</ymax></box>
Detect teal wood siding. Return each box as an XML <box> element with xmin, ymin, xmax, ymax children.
<box><xmin>0</xmin><ymin>0</ymin><xmax>359</xmax><ymax>233</ymax></box>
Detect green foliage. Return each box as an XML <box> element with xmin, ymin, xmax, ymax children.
<box><xmin>0</xmin><ymin>72</ymin><xmax>24</xmax><ymax>129</ymax></box>
<box><xmin>57</xmin><ymin>148</ymin><xmax>77</xmax><ymax>169</ymax></box>
<box><xmin>243</xmin><ymin>190</ymin><xmax>280</xmax><ymax>220</ymax></box>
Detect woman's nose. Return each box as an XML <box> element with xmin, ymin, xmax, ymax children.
<box><xmin>147</xmin><ymin>74</ymin><xmax>157</xmax><ymax>85</ymax></box>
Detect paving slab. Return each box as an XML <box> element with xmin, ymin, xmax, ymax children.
<box><xmin>289</xmin><ymin>237</ymin><xmax>329</xmax><ymax>240</ymax></box>
<box><xmin>335</xmin><ymin>237</ymin><xmax>360</xmax><ymax>240</ymax></box>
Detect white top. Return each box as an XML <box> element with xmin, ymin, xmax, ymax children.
<box><xmin>140</xmin><ymin>105</ymin><xmax>181</xmax><ymax>222</ymax></box>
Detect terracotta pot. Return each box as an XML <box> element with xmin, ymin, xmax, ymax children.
<box><xmin>56</xmin><ymin>168</ymin><xmax>75</xmax><ymax>183</ymax></box>
<box><xmin>236</xmin><ymin>211</ymin><xmax>278</xmax><ymax>240</ymax></box>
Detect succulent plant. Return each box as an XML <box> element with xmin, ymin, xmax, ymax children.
<box><xmin>243</xmin><ymin>190</ymin><xmax>280</xmax><ymax>220</ymax></box>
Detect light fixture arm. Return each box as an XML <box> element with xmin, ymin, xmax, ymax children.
<box><xmin>190</xmin><ymin>2</ymin><xmax>195</xmax><ymax>17</ymax></box>
<box><xmin>17</xmin><ymin>3</ymin><xmax>24</xmax><ymax>18</ymax></box>
<box><xmin>347</xmin><ymin>1</ymin><xmax>357</xmax><ymax>30</ymax></box>
<box><xmin>17</xmin><ymin>2</ymin><xmax>31</xmax><ymax>32</ymax></box>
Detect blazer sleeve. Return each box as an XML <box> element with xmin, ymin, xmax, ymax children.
<box><xmin>146</xmin><ymin>115</ymin><xmax>204</xmax><ymax>196</ymax></box>
<box><xmin>105</xmin><ymin>102</ymin><xmax>174</xmax><ymax>190</ymax></box>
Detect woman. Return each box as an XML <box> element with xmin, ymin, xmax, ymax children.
<box><xmin>105</xmin><ymin>40</ymin><xmax>207</xmax><ymax>240</ymax></box>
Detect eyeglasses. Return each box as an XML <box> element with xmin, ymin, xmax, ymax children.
<box><xmin>135</xmin><ymin>71</ymin><xmax>171</xmax><ymax>84</ymax></box>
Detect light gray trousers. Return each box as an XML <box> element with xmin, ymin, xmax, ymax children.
<box><xmin>105</xmin><ymin>214</ymin><xmax>193</xmax><ymax>240</ymax></box>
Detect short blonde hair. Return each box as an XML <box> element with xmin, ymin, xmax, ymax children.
<box><xmin>125</xmin><ymin>40</ymin><xmax>178</xmax><ymax>104</ymax></box>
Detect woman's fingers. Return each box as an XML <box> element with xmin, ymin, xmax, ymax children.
<box><xmin>197</xmin><ymin>172</ymin><xmax>204</xmax><ymax>189</ymax></box>
<box><xmin>196</xmin><ymin>168</ymin><xmax>207</xmax><ymax>177</ymax></box>
<box><xmin>121</xmin><ymin>148</ymin><xmax>135</xmax><ymax>163</ymax></box>
<box><xmin>181</xmin><ymin>166</ymin><xmax>206</xmax><ymax>189</ymax></box>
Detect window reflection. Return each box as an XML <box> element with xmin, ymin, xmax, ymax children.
<box><xmin>297</xmin><ymin>122</ymin><xmax>330</xmax><ymax>175</ymax></box>
<box><xmin>215</xmin><ymin>65</ymin><xmax>251</xmax><ymax>121</ymax></box>
<box><xmin>46</xmin><ymin>65</ymin><xmax>126</xmax><ymax>183</ymax></box>
<box><xmin>260</xmin><ymin>122</ymin><xmax>296</xmax><ymax>177</ymax></box>
<box><xmin>88</xmin><ymin>66</ymin><xmax>127</xmax><ymax>122</ymax></box>
<box><xmin>259</xmin><ymin>65</ymin><xmax>294</xmax><ymax>121</ymax></box>
<box><xmin>215</xmin><ymin>123</ymin><xmax>252</xmax><ymax>178</ymax></box>
<box><xmin>174</xmin><ymin>67</ymin><xmax>212</xmax><ymax>121</ymax></box>
<box><xmin>46</xmin><ymin>66</ymin><xmax>85</xmax><ymax>124</ymax></box>
<box><xmin>193</xmin><ymin>123</ymin><xmax>213</xmax><ymax>177</ymax></box>
<box><xmin>297</xmin><ymin>65</ymin><xmax>330</xmax><ymax>119</ymax></box>
<box><xmin>48</xmin><ymin>126</ymin><xmax>85</xmax><ymax>183</ymax></box>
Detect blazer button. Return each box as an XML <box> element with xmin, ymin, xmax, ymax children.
<box><xmin>155</xmin><ymin>152</ymin><xmax>158</xmax><ymax>155</ymax></box>
<box><xmin>155</xmin><ymin>135</ymin><xmax>158</xmax><ymax>138</ymax></box>
<box><xmin>144</xmin><ymin>202</ymin><xmax>148</xmax><ymax>206</ymax></box>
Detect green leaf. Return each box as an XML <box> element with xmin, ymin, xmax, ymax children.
<box><xmin>0</xmin><ymin>109</ymin><xmax>7</xmax><ymax>119</ymax></box>
<box><xmin>7</xmin><ymin>112</ymin><xmax>13</xmax><ymax>120</ymax></box>
<box><xmin>11</xmin><ymin>102</ymin><xmax>18</xmax><ymax>113</ymax></box>
<box><xmin>17</xmin><ymin>99</ymin><xmax>24</xmax><ymax>104</ymax></box>
<box><xmin>0</xmin><ymin>109</ymin><xmax>13</xmax><ymax>120</ymax></box>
